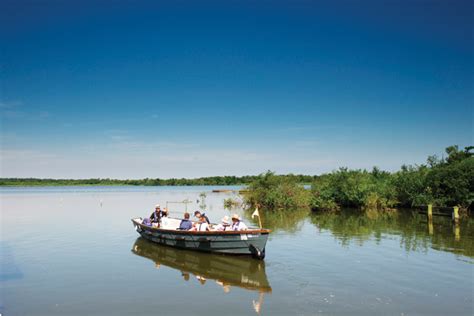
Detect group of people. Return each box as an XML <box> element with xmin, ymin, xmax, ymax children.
<box><xmin>179</xmin><ymin>211</ymin><xmax>248</xmax><ymax>232</ymax></box>
<box><xmin>143</xmin><ymin>203</ymin><xmax>248</xmax><ymax>231</ymax></box>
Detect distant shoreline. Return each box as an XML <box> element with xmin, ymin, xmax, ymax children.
<box><xmin>0</xmin><ymin>175</ymin><xmax>314</xmax><ymax>187</ymax></box>
<box><xmin>0</xmin><ymin>183</ymin><xmax>246</xmax><ymax>187</ymax></box>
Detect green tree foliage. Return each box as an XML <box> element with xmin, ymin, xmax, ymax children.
<box><xmin>243</xmin><ymin>171</ymin><xmax>311</xmax><ymax>210</ymax></box>
<box><xmin>311</xmin><ymin>168</ymin><xmax>397</xmax><ymax>212</ymax></box>
<box><xmin>311</xmin><ymin>145</ymin><xmax>473</xmax><ymax>212</ymax></box>
<box><xmin>392</xmin><ymin>164</ymin><xmax>432</xmax><ymax>207</ymax></box>
<box><xmin>424</xmin><ymin>146</ymin><xmax>474</xmax><ymax>208</ymax></box>
<box><xmin>0</xmin><ymin>174</ymin><xmax>316</xmax><ymax>187</ymax></box>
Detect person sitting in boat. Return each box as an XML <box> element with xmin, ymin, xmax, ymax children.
<box><xmin>178</xmin><ymin>212</ymin><xmax>193</xmax><ymax>230</ymax></box>
<box><xmin>231</xmin><ymin>214</ymin><xmax>248</xmax><ymax>231</ymax></box>
<box><xmin>194</xmin><ymin>210</ymin><xmax>210</xmax><ymax>224</ymax></box>
<box><xmin>149</xmin><ymin>204</ymin><xmax>166</xmax><ymax>224</ymax></box>
<box><xmin>191</xmin><ymin>215</ymin><xmax>210</xmax><ymax>231</ymax></box>
<box><xmin>214</xmin><ymin>216</ymin><xmax>231</xmax><ymax>231</ymax></box>
<box><xmin>161</xmin><ymin>208</ymin><xmax>170</xmax><ymax>227</ymax></box>
<box><xmin>141</xmin><ymin>217</ymin><xmax>152</xmax><ymax>227</ymax></box>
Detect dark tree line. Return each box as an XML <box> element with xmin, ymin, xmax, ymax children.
<box><xmin>0</xmin><ymin>174</ymin><xmax>316</xmax><ymax>187</ymax></box>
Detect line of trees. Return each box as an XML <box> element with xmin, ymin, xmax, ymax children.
<box><xmin>0</xmin><ymin>174</ymin><xmax>317</xmax><ymax>187</ymax></box>
<box><xmin>2</xmin><ymin>145</ymin><xmax>472</xmax><ymax>213</ymax></box>
<box><xmin>244</xmin><ymin>145</ymin><xmax>473</xmax><ymax>212</ymax></box>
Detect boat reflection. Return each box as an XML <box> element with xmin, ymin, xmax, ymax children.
<box><xmin>131</xmin><ymin>237</ymin><xmax>272</xmax><ymax>294</ymax></box>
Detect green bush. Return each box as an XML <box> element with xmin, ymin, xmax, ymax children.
<box><xmin>310</xmin><ymin>145</ymin><xmax>473</xmax><ymax>212</ymax></box>
<box><xmin>244</xmin><ymin>171</ymin><xmax>311</xmax><ymax>210</ymax></box>
<box><xmin>362</xmin><ymin>192</ymin><xmax>397</xmax><ymax>212</ymax></box>
<box><xmin>425</xmin><ymin>148</ymin><xmax>474</xmax><ymax>208</ymax></box>
<box><xmin>311</xmin><ymin>168</ymin><xmax>397</xmax><ymax>212</ymax></box>
<box><xmin>392</xmin><ymin>164</ymin><xmax>432</xmax><ymax>207</ymax></box>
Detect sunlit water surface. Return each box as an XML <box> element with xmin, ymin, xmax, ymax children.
<box><xmin>1</xmin><ymin>186</ymin><xmax>473</xmax><ymax>315</ymax></box>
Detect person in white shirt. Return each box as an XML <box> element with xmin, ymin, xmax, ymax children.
<box><xmin>214</xmin><ymin>216</ymin><xmax>231</xmax><ymax>231</ymax></box>
<box><xmin>231</xmin><ymin>214</ymin><xmax>248</xmax><ymax>231</ymax></box>
<box><xmin>194</xmin><ymin>215</ymin><xmax>209</xmax><ymax>231</ymax></box>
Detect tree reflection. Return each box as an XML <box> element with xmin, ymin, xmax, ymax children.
<box><xmin>309</xmin><ymin>209</ymin><xmax>474</xmax><ymax>258</ymax></box>
<box><xmin>244</xmin><ymin>208</ymin><xmax>310</xmax><ymax>233</ymax></box>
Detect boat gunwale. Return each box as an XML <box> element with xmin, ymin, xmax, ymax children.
<box><xmin>131</xmin><ymin>218</ymin><xmax>272</xmax><ymax>235</ymax></box>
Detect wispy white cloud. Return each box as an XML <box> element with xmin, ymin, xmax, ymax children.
<box><xmin>0</xmin><ymin>149</ymin><xmax>58</xmax><ymax>160</ymax></box>
<box><xmin>0</xmin><ymin>100</ymin><xmax>24</xmax><ymax>119</ymax></box>
<box><xmin>280</xmin><ymin>125</ymin><xmax>339</xmax><ymax>132</ymax></box>
<box><xmin>0</xmin><ymin>101</ymin><xmax>22</xmax><ymax>109</ymax></box>
<box><xmin>0</xmin><ymin>125</ymin><xmax>413</xmax><ymax>178</ymax></box>
<box><xmin>102</xmin><ymin>129</ymin><xmax>134</xmax><ymax>142</ymax></box>
<box><xmin>37</xmin><ymin>111</ymin><xmax>50</xmax><ymax>119</ymax></box>
<box><xmin>1</xmin><ymin>110</ymin><xmax>25</xmax><ymax>119</ymax></box>
<box><xmin>0</xmin><ymin>100</ymin><xmax>51</xmax><ymax>121</ymax></box>
<box><xmin>101</xmin><ymin>132</ymin><xmax>201</xmax><ymax>152</ymax></box>
<box><xmin>293</xmin><ymin>140</ymin><xmax>321</xmax><ymax>148</ymax></box>
<box><xmin>0</xmin><ymin>140</ymin><xmax>338</xmax><ymax>178</ymax></box>
<box><xmin>0</xmin><ymin>133</ymin><xmax>23</xmax><ymax>145</ymax></box>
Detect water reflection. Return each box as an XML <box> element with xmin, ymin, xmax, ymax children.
<box><xmin>243</xmin><ymin>207</ymin><xmax>474</xmax><ymax>259</ymax></box>
<box><xmin>0</xmin><ymin>242</ymin><xmax>23</xmax><ymax>282</ymax></box>
<box><xmin>309</xmin><ymin>209</ymin><xmax>474</xmax><ymax>259</ymax></box>
<box><xmin>131</xmin><ymin>238</ymin><xmax>272</xmax><ymax>313</ymax></box>
<box><xmin>245</xmin><ymin>208</ymin><xmax>309</xmax><ymax>233</ymax></box>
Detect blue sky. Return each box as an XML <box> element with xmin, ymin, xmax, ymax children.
<box><xmin>1</xmin><ymin>1</ymin><xmax>473</xmax><ymax>179</ymax></box>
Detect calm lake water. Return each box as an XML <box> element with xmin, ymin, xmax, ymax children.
<box><xmin>1</xmin><ymin>186</ymin><xmax>473</xmax><ymax>315</ymax></box>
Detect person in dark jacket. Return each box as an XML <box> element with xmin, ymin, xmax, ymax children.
<box><xmin>194</xmin><ymin>210</ymin><xmax>210</xmax><ymax>224</ymax></box>
<box><xmin>150</xmin><ymin>204</ymin><xmax>166</xmax><ymax>224</ymax></box>
<box><xmin>179</xmin><ymin>212</ymin><xmax>193</xmax><ymax>230</ymax></box>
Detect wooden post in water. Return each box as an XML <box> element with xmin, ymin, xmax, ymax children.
<box><xmin>452</xmin><ymin>206</ymin><xmax>460</xmax><ymax>224</ymax></box>
<box><xmin>427</xmin><ymin>204</ymin><xmax>433</xmax><ymax>222</ymax></box>
<box><xmin>453</xmin><ymin>224</ymin><xmax>460</xmax><ymax>241</ymax></box>
<box><xmin>428</xmin><ymin>221</ymin><xmax>434</xmax><ymax>235</ymax></box>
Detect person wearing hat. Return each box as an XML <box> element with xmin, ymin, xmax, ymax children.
<box><xmin>149</xmin><ymin>204</ymin><xmax>166</xmax><ymax>224</ymax></box>
<box><xmin>231</xmin><ymin>214</ymin><xmax>248</xmax><ymax>231</ymax></box>
<box><xmin>214</xmin><ymin>216</ymin><xmax>231</xmax><ymax>231</ymax></box>
<box><xmin>194</xmin><ymin>210</ymin><xmax>210</xmax><ymax>224</ymax></box>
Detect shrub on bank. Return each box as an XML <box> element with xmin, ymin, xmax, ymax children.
<box><xmin>362</xmin><ymin>192</ymin><xmax>397</xmax><ymax>212</ymax></box>
<box><xmin>310</xmin><ymin>168</ymin><xmax>397</xmax><ymax>212</ymax></box>
<box><xmin>310</xmin><ymin>145</ymin><xmax>473</xmax><ymax>212</ymax></box>
<box><xmin>243</xmin><ymin>146</ymin><xmax>472</xmax><ymax>213</ymax></box>
<box><xmin>244</xmin><ymin>171</ymin><xmax>311</xmax><ymax>210</ymax></box>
